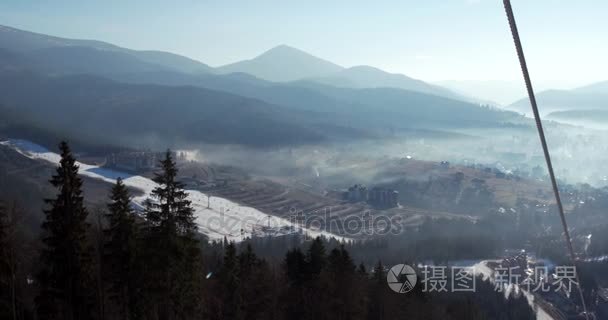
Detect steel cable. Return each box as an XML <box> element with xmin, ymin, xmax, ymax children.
<box><xmin>502</xmin><ymin>0</ymin><xmax>589</xmax><ymax>317</ymax></box>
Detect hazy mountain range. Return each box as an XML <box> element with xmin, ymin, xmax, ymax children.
<box><xmin>0</xmin><ymin>24</ymin><xmax>213</xmax><ymax>74</ymax></box>
<box><xmin>0</xmin><ymin>24</ymin><xmax>525</xmax><ymax>149</ymax></box>
<box><xmin>1</xmin><ymin>25</ymin><xmax>469</xmax><ymax>100</ymax></box>
<box><xmin>436</xmin><ymin>80</ymin><xmax>527</xmax><ymax>106</ymax></box>
<box><xmin>509</xmin><ymin>83</ymin><xmax>608</xmax><ymax>122</ymax></box>
<box><xmin>215</xmin><ymin>44</ymin><xmax>343</xmax><ymax>82</ymax></box>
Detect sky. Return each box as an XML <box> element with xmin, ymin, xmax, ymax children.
<box><xmin>1</xmin><ymin>0</ymin><xmax>606</xmax><ymax>89</ymax></box>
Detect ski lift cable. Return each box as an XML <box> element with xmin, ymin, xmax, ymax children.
<box><xmin>502</xmin><ymin>0</ymin><xmax>589</xmax><ymax>317</ymax></box>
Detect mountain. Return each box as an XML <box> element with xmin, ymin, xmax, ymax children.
<box><xmin>436</xmin><ymin>80</ymin><xmax>527</xmax><ymax>106</ymax></box>
<box><xmin>547</xmin><ymin>109</ymin><xmax>608</xmax><ymax>122</ymax></box>
<box><xmin>102</xmin><ymin>69</ymin><xmax>520</xmax><ymax>130</ymax></box>
<box><xmin>509</xmin><ymin>82</ymin><xmax>608</xmax><ymax>115</ymax></box>
<box><xmin>0</xmin><ymin>69</ymin><xmax>327</xmax><ymax>148</ymax></box>
<box><xmin>545</xmin><ymin>109</ymin><xmax>608</xmax><ymax>129</ymax></box>
<box><xmin>572</xmin><ymin>81</ymin><xmax>608</xmax><ymax>93</ymax></box>
<box><xmin>309</xmin><ymin>65</ymin><xmax>466</xmax><ymax>101</ymax></box>
<box><xmin>290</xmin><ymin>81</ymin><xmax>519</xmax><ymax>128</ymax></box>
<box><xmin>1</xmin><ymin>25</ymin><xmax>467</xmax><ymax>102</ymax></box>
<box><xmin>0</xmin><ymin>24</ymin><xmax>214</xmax><ymax>74</ymax></box>
<box><xmin>216</xmin><ymin>45</ymin><xmax>465</xmax><ymax>101</ymax></box>
<box><xmin>538</xmin><ymin>81</ymin><xmax>608</xmax><ymax>126</ymax></box>
<box><xmin>25</xmin><ymin>46</ymin><xmax>174</xmax><ymax>76</ymax></box>
<box><xmin>216</xmin><ymin>45</ymin><xmax>344</xmax><ymax>82</ymax></box>
<box><xmin>0</xmin><ymin>24</ymin><xmax>524</xmax><ymax>147</ymax></box>
<box><xmin>0</xmin><ymin>48</ymin><xmax>36</xmax><ymax>72</ymax></box>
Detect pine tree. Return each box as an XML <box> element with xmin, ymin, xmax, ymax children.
<box><xmin>306</xmin><ymin>237</ymin><xmax>326</xmax><ymax>278</ymax></box>
<box><xmin>372</xmin><ymin>259</ymin><xmax>385</xmax><ymax>284</ymax></box>
<box><xmin>368</xmin><ymin>260</ymin><xmax>386</xmax><ymax>320</ymax></box>
<box><xmin>35</xmin><ymin>141</ymin><xmax>94</xmax><ymax>320</ymax></box>
<box><xmin>301</xmin><ymin>238</ymin><xmax>328</xmax><ymax>320</ymax></box>
<box><xmin>284</xmin><ymin>248</ymin><xmax>307</xmax><ymax>320</ymax></box>
<box><xmin>284</xmin><ymin>248</ymin><xmax>306</xmax><ymax>286</ymax></box>
<box><xmin>146</xmin><ymin>150</ymin><xmax>197</xmax><ymax>235</ymax></box>
<box><xmin>142</xmin><ymin>150</ymin><xmax>202</xmax><ymax>319</ymax></box>
<box><xmin>324</xmin><ymin>245</ymin><xmax>365</xmax><ymax>320</ymax></box>
<box><xmin>220</xmin><ymin>242</ymin><xmax>241</xmax><ymax>320</ymax></box>
<box><xmin>238</xmin><ymin>243</ymin><xmax>274</xmax><ymax>320</ymax></box>
<box><xmin>357</xmin><ymin>262</ymin><xmax>367</xmax><ymax>275</ymax></box>
<box><xmin>103</xmin><ymin>178</ymin><xmax>138</xmax><ymax>320</ymax></box>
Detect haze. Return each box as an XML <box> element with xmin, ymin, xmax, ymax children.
<box><xmin>1</xmin><ymin>0</ymin><xmax>607</xmax><ymax>95</ymax></box>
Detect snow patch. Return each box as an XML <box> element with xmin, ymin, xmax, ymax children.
<box><xmin>1</xmin><ymin>139</ymin><xmax>344</xmax><ymax>242</ymax></box>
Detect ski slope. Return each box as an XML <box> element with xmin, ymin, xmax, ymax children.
<box><xmin>1</xmin><ymin>139</ymin><xmax>343</xmax><ymax>242</ymax></box>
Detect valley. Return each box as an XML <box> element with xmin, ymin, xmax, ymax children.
<box><xmin>1</xmin><ymin>15</ymin><xmax>608</xmax><ymax>320</ymax></box>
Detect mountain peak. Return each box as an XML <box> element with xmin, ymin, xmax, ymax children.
<box><xmin>255</xmin><ymin>44</ymin><xmax>317</xmax><ymax>61</ymax></box>
<box><xmin>347</xmin><ymin>65</ymin><xmax>383</xmax><ymax>72</ymax></box>
<box><xmin>265</xmin><ymin>44</ymin><xmax>300</xmax><ymax>52</ymax></box>
<box><xmin>217</xmin><ymin>45</ymin><xmax>343</xmax><ymax>82</ymax></box>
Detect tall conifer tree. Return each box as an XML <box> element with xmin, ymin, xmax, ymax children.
<box><xmin>103</xmin><ymin>178</ymin><xmax>138</xmax><ymax>320</ymax></box>
<box><xmin>220</xmin><ymin>242</ymin><xmax>241</xmax><ymax>320</ymax></box>
<box><xmin>35</xmin><ymin>141</ymin><xmax>94</xmax><ymax>320</ymax></box>
<box><xmin>142</xmin><ymin>150</ymin><xmax>202</xmax><ymax>319</ymax></box>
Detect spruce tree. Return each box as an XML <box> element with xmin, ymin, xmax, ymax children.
<box><xmin>142</xmin><ymin>150</ymin><xmax>201</xmax><ymax>319</ymax></box>
<box><xmin>372</xmin><ymin>259</ymin><xmax>385</xmax><ymax>284</ymax></box>
<box><xmin>103</xmin><ymin>178</ymin><xmax>138</xmax><ymax>320</ymax></box>
<box><xmin>35</xmin><ymin>141</ymin><xmax>94</xmax><ymax>320</ymax></box>
<box><xmin>284</xmin><ymin>248</ymin><xmax>306</xmax><ymax>286</ymax></box>
<box><xmin>238</xmin><ymin>243</ymin><xmax>274</xmax><ymax>319</ymax></box>
<box><xmin>325</xmin><ymin>245</ymin><xmax>364</xmax><ymax>320</ymax></box>
<box><xmin>146</xmin><ymin>150</ymin><xmax>197</xmax><ymax>235</ymax></box>
<box><xmin>357</xmin><ymin>262</ymin><xmax>367</xmax><ymax>275</ymax></box>
<box><xmin>306</xmin><ymin>237</ymin><xmax>326</xmax><ymax>278</ymax></box>
<box><xmin>220</xmin><ymin>242</ymin><xmax>241</xmax><ymax>320</ymax></box>
<box><xmin>367</xmin><ymin>260</ymin><xmax>386</xmax><ymax>320</ymax></box>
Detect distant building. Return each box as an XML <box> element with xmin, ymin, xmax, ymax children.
<box><xmin>368</xmin><ymin>187</ymin><xmax>399</xmax><ymax>208</ymax></box>
<box><xmin>343</xmin><ymin>184</ymin><xmax>399</xmax><ymax>208</ymax></box>
<box><xmin>344</xmin><ymin>184</ymin><xmax>368</xmax><ymax>203</ymax></box>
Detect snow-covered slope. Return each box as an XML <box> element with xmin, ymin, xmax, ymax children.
<box><xmin>1</xmin><ymin>139</ymin><xmax>342</xmax><ymax>242</ymax></box>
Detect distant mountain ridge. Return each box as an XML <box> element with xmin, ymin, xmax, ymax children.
<box><xmin>0</xmin><ymin>24</ymin><xmax>467</xmax><ymax>101</ymax></box>
<box><xmin>309</xmin><ymin>65</ymin><xmax>467</xmax><ymax>101</ymax></box>
<box><xmin>217</xmin><ymin>45</ymin><xmax>464</xmax><ymax>100</ymax></box>
<box><xmin>0</xmin><ymin>24</ymin><xmax>214</xmax><ymax>74</ymax></box>
<box><xmin>0</xmin><ymin>24</ymin><xmax>525</xmax><ymax>149</ymax></box>
<box><xmin>436</xmin><ymin>80</ymin><xmax>526</xmax><ymax>106</ymax></box>
<box><xmin>509</xmin><ymin>82</ymin><xmax>608</xmax><ymax>115</ymax></box>
<box><xmin>573</xmin><ymin>81</ymin><xmax>608</xmax><ymax>93</ymax></box>
<box><xmin>0</xmin><ymin>69</ymin><xmax>328</xmax><ymax>148</ymax></box>
<box><xmin>216</xmin><ymin>45</ymin><xmax>344</xmax><ymax>82</ymax></box>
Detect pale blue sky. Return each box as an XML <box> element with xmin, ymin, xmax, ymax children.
<box><xmin>1</xmin><ymin>0</ymin><xmax>606</xmax><ymax>87</ymax></box>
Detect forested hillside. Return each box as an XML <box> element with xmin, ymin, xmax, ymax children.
<box><xmin>0</xmin><ymin>142</ymin><xmax>535</xmax><ymax>320</ymax></box>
